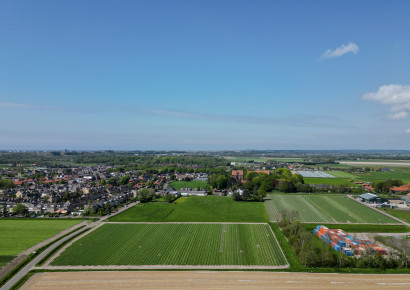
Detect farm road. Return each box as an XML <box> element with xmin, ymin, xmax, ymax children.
<box><xmin>0</xmin><ymin>201</ymin><xmax>139</xmax><ymax>290</ymax></box>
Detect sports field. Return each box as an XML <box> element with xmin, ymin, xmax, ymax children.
<box><xmin>109</xmin><ymin>196</ymin><xmax>268</xmax><ymax>222</ymax></box>
<box><xmin>170</xmin><ymin>180</ymin><xmax>208</xmax><ymax>190</ymax></box>
<box><xmin>51</xmin><ymin>223</ymin><xmax>287</xmax><ymax>267</ymax></box>
<box><xmin>264</xmin><ymin>194</ymin><xmax>398</xmax><ymax>224</ymax></box>
<box><xmin>0</xmin><ymin>219</ymin><xmax>82</xmax><ymax>268</ymax></box>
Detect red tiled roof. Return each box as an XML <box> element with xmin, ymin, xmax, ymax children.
<box><xmin>248</xmin><ymin>170</ymin><xmax>270</xmax><ymax>175</ymax></box>
<box><xmin>391</xmin><ymin>183</ymin><xmax>410</xmax><ymax>192</ymax></box>
<box><xmin>232</xmin><ymin>170</ymin><xmax>243</xmax><ymax>176</ymax></box>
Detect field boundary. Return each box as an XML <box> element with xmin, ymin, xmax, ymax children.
<box><xmin>104</xmin><ymin>221</ymin><xmax>267</xmax><ymax>224</ymax></box>
<box><xmin>34</xmin><ymin>264</ymin><xmax>289</xmax><ymax>270</ymax></box>
<box><xmin>266</xmin><ymin>224</ymin><xmax>289</xmax><ymax>268</ymax></box>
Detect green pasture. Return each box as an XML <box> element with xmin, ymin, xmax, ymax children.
<box><xmin>170</xmin><ymin>180</ymin><xmax>208</xmax><ymax>190</ymax></box>
<box><xmin>109</xmin><ymin>196</ymin><xmax>268</xmax><ymax>222</ymax></box>
<box><xmin>380</xmin><ymin>208</ymin><xmax>410</xmax><ymax>223</ymax></box>
<box><xmin>324</xmin><ymin>171</ymin><xmax>359</xmax><ymax>179</ymax></box>
<box><xmin>52</xmin><ymin>223</ymin><xmax>287</xmax><ymax>267</ymax></box>
<box><xmin>264</xmin><ymin>194</ymin><xmax>398</xmax><ymax>224</ymax></box>
<box><xmin>0</xmin><ymin>219</ymin><xmax>82</xmax><ymax>268</ymax></box>
<box><xmin>303</xmin><ymin>178</ymin><xmax>360</xmax><ymax>187</ymax></box>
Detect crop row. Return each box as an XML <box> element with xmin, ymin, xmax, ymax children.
<box><xmin>52</xmin><ymin>223</ymin><xmax>287</xmax><ymax>266</ymax></box>
<box><xmin>265</xmin><ymin>194</ymin><xmax>397</xmax><ymax>224</ymax></box>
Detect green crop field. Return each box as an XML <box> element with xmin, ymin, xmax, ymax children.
<box><xmin>303</xmin><ymin>178</ymin><xmax>360</xmax><ymax>187</ymax></box>
<box><xmin>264</xmin><ymin>194</ymin><xmax>398</xmax><ymax>224</ymax></box>
<box><xmin>170</xmin><ymin>180</ymin><xmax>208</xmax><ymax>190</ymax></box>
<box><xmin>355</xmin><ymin>168</ymin><xmax>410</xmax><ymax>182</ymax></box>
<box><xmin>0</xmin><ymin>219</ymin><xmax>82</xmax><ymax>268</ymax></box>
<box><xmin>52</xmin><ymin>223</ymin><xmax>287</xmax><ymax>267</ymax></box>
<box><xmin>324</xmin><ymin>171</ymin><xmax>359</xmax><ymax>179</ymax></box>
<box><xmin>109</xmin><ymin>196</ymin><xmax>268</xmax><ymax>222</ymax></box>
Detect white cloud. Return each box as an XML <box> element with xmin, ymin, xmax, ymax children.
<box><xmin>321</xmin><ymin>42</ymin><xmax>359</xmax><ymax>59</ymax></box>
<box><xmin>363</xmin><ymin>84</ymin><xmax>410</xmax><ymax>120</ymax></box>
<box><xmin>389</xmin><ymin>111</ymin><xmax>408</xmax><ymax>120</ymax></box>
<box><xmin>405</xmin><ymin>129</ymin><xmax>410</xmax><ymax>134</ymax></box>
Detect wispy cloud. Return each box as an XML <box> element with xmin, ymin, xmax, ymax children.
<box><xmin>321</xmin><ymin>42</ymin><xmax>359</xmax><ymax>59</ymax></box>
<box><xmin>363</xmin><ymin>84</ymin><xmax>410</xmax><ymax>120</ymax></box>
<box><xmin>141</xmin><ymin>108</ymin><xmax>347</xmax><ymax>128</ymax></box>
<box><xmin>405</xmin><ymin>128</ymin><xmax>410</xmax><ymax>134</ymax></box>
<box><xmin>0</xmin><ymin>102</ymin><xmax>49</xmax><ymax>109</ymax></box>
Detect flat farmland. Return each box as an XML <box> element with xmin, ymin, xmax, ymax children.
<box><xmin>0</xmin><ymin>219</ymin><xmax>82</xmax><ymax>268</ymax></box>
<box><xmin>51</xmin><ymin>223</ymin><xmax>287</xmax><ymax>267</ymax></box>
<box><xmin>264</xmin><ymin>194</ymin><xmax>398</xmax><ymax>224</ymax></box>
<box><xmin>109</xmin><ymin>196</ymin><xmax>268</xmax><ymax>222</ymax></box>
<box><xmin>324</xmin><ymin>171</ymin><xmax>359</xmax><ymax>179</ymax></box>
<box><xmin>303</xmin><ymin>177</ymin><xmax>360</xmax><ymax>186</ymax></box>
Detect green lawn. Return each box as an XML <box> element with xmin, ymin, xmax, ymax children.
<box><xmin>0</xmin><ymin>219</ymin><xmax>82</xmax><ymax>268</ymax></box>
<box><xmin>380</xmin><ymin>208</ymin><xmax>410</xmax><ymax>223</ymax></box>
<box><xmin>355</xmin><ymin>167</ymin><xmax>410</xmax><ymax>182</ymax></box>
<box><xmin>109</xmin><ymin>196</ymin><xmax>268</xmax><ymax>222</ymax></box>
<box><xmin>264</xmin><ymin>194</ymin><xmax>398</xmax><ymax>224</ymax></box>
<box><xmin>303</xmin><ymin>177</ymin><xmax>360</xmax><ymax>186</ymax></box>
<box><xmin>52</xmin><ymin>223</ymin><xmax>287</xmax><ymax>267</ymax></box>
<box><xmin>170</xmin><ymin>180</ymin><xmax>208</xmax><ymax>190</ymax></box>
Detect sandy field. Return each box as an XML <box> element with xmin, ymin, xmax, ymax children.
<box><xmin>21</xmin><ymin>271</ymin><xmax>410</xmax><ymax>289</ymax></box>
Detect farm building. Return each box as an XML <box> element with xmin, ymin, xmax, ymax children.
<box><xmin>180</xmin><ymin>190</ymin><xmax>207</xmax><ymax>197</ymax></box>
<box><xmin>231</xmin><ymin>170</ymin><xmax>244</xmax><ymax>181</ymax></box>
<box><xmin>359</xmin><ymin>193</ymin><xmax>382</xmax><ymax>204</ymax></box>
<box><xmin>390</xmin><ymin>182</ymin><xmax>410</xmax><ymax>194</ymax></box>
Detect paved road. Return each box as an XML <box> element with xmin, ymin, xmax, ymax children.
<box><xmin>0</xmin><ymin>201</ymin><xmax>138</xmax><ymax>290</ymax></box>
<box><xmin>20</xmin><ymin>271</ymin><xmax>410</xmax><ymax>290</ymax></box>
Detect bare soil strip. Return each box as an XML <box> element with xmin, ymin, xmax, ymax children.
<box><xmin>21</xmin><ymin>271</ymin><xmax>410</xmax><ymax>290</ymax></box>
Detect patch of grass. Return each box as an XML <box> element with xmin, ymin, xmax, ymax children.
<box><xmin>264</xmin><ymin>194</ymin><xmax>398</xmax><ymax>224</ymax></box>
<box><xmin>0</xmin><ymin>219</ymin><xmax>83</xmax><ymax>256</ymax></box>
<box><xmin>170</xmin><ymin>180</ymin><xmax>208</xmax><ymax>190</ymax></box>
<box><xmin>52</xmin><ymin>223</ymin><xmax>287</xmax><ymax>267</ymax></box>
<box><xmin>303</xmin><ymin>177</ymin><xmax>360</xmax><ymax>186</ymax></box>
<box><xmin>0</xmin><ymin>255</ymin><xmax>14</xmax><ymax>269</ymax></box>
<box><xmin>110</xmin><ymin>196</ymin><xmax>268</xmax><ymax>222</ymax></box>
<box><xmin>324</xmin><ymin>171</ymin><xmax>359</xmax><ymax>179</ymax></box>
<box><xmin>380</xmin><ymin>208</ymin><xmax>410</xmax><ymax>223</ymax></box>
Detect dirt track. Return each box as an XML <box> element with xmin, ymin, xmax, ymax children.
<box><xmin>21</xmin><ymin>271</ymin><xmax>410</xmax><ymax>289</ymax></box>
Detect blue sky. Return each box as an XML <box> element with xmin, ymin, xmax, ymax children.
<box><xmin>1</xmin><ymin>0</ymin><xmax>410</xmax><ymax>150</ymax></box>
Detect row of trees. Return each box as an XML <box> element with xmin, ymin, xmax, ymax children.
<box><xmin>279</xmin><ymin>210</ymin><xmax>409</xmax><ymax>269</ymax></box>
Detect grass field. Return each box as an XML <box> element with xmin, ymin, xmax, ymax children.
<box><xmin>109</xmin><ymin>196</ymin><xmax>268</xmax><ymax>222</ymax></box>
<box><xmin>52</xmin><ymin>223</ymin><xmax>287</xmax><ymax>267</ymax></box>
<box><xmin>264</xmin><ymin>194</ymin><xmax>398</xmax><ymax>224</ymax></box>
<box><xmin>380</xmin><ymin>208</ymin><xmax>410</xmax><ymax>223</ymax></box>
<box><xmin>303</xmin><ymin>178</ymin><xmax>360</xmax><ymax>186</ymax></box>
<box><xmin>225</xmin><ymin>156</ymin><xmax>305</xmax><ymax>163</ymax></box>
<box><xmin>352</xmin><ymin>167</ymin><xmax>410</xmax><ymax>182</ymax></box>
<box><xmin>324</xmin><ymin>171</ymin><xmax>359</xmax><ymax>179</ymax></box>
<box><xmin>170</xmin><ymin>180</ymin><xmax>208</xmax><ymax>190</ymax></box>
<box><xmin>0</xmin><ymin>219</ymin><xmax>82</xmax><ymax>268</ymax></box>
